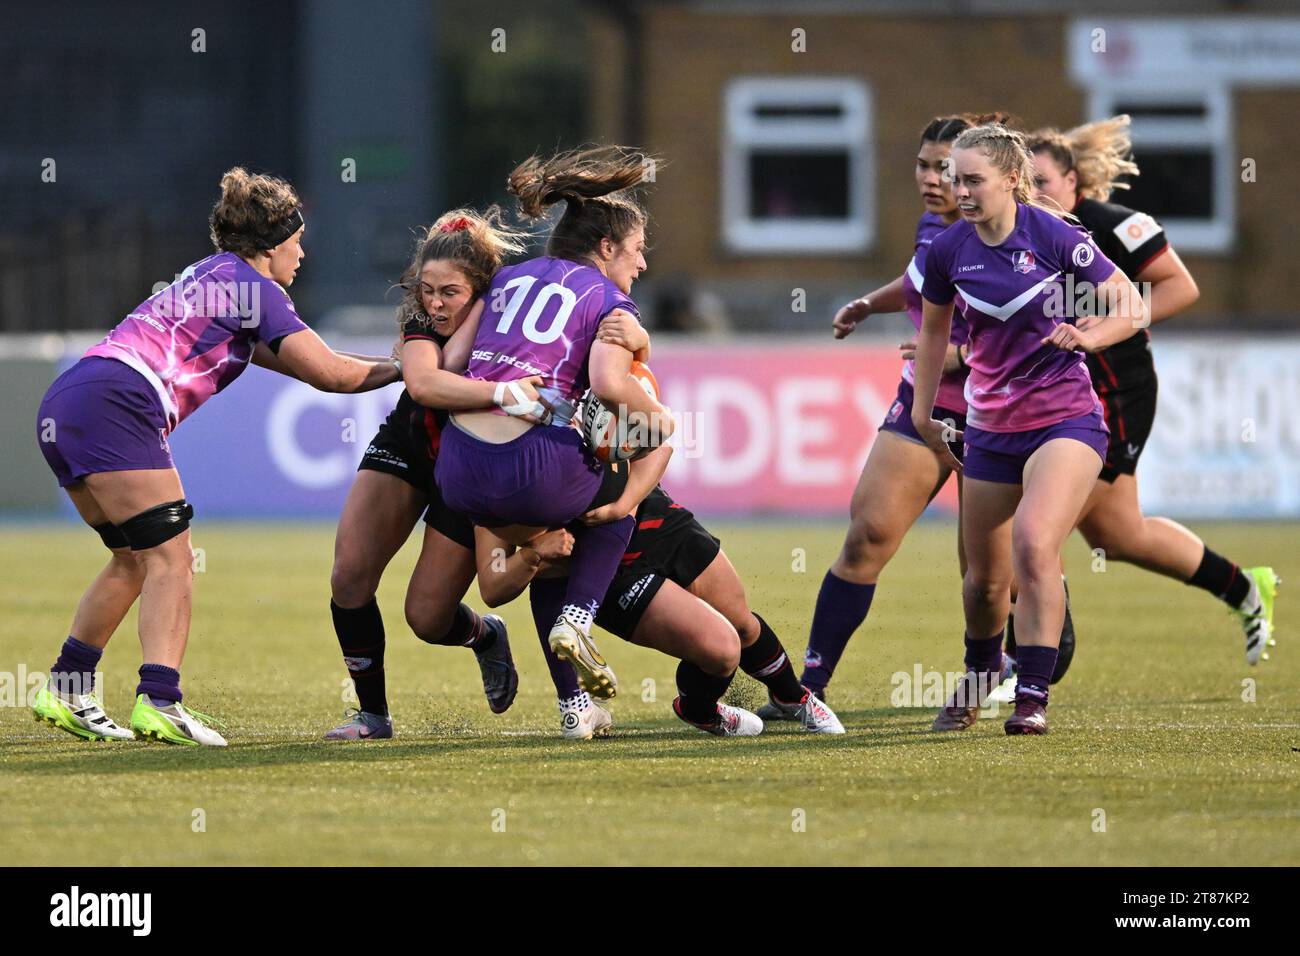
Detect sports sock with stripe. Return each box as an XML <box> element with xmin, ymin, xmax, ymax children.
<box><xmin>419</xmin><ymin>603</ymin><xmax>494</xmax><ymax>651</ymax></box>
<box><xmin>331</xmin><ymin>598</ymin><xmax>388</xmax><ymax>717</ymax></box>
<box><xmin>739</xmin><ymin>614</ymin><xmax>804</xmax><ymax>704</ymax></box>
<box><xmin>1186</xmin><ymin>546</ymin><xmax>1252</xmax><ymax>609</ymax></box>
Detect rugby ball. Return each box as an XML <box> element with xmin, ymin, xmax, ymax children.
<box><xmin>581</xmin><ymin>360</ymin><xmax>663</xmax><ymax>463</ymax></box>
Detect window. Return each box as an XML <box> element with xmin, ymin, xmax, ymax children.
<box><xmin>722</xmin><ymin>78</ymin><xmax>873</xmax><ymax>255</ymax></box>
<box><xmin>1086</xmin><ymin>86</ymin><xmax>1234</xmax><ymax>253</ymax></box>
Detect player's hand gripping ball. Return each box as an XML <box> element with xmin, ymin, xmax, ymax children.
<box><xmin>580</xmin><ymin>360</ymin><xmax>663</xmax><ymax>463</ymax></box>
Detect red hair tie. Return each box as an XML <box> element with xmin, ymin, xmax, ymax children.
<box><xmin>439</xmin><ymin>217</ymin><xmax>473</xmax><ymax>233</ymax></box>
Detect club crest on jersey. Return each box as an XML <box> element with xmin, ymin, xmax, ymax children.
<box><xmin>887</xmin><ymin>399</ymin><xmax>904</xmax><ymax>424</ymax></box>
<box><xmin>1011</xmin><ymin>251</ymin><xmax>1036</xmax><ymax>274</ymax></box>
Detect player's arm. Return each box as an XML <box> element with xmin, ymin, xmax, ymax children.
<box><xmin>595</xmin><ymin>310</ymin><xmax>651</xmax><ymax>363</ymax></box>
<box><xmin>439</xmin><ymin>298</ymin><xmax>484</xmax><ymax>373</ymax></box>
<box><xmin>833</xmin><ymin>274</ymin><xmax>907</xmax><ymax>339</ymax></box>
<box><xmin>897</xmin><ymin>339</ymin><xmax>966</xmax><ymax>373</ymax></box>
<box><xmin>910</xmin><ymin>297</ymin><xmax>962</xmax><ymax>471</ymax></box>
<box><xmin>474</xmin><ymin>526</ymin><xmax>574</xmax><ymax>608</ymax></box>
<box><xmin>268</xmin><ymin>328</ymin><xmax>400</xmax><ymax>392</ymax></box>
<box><xmin>583</xmin><ymin>444</ymin><xmax>673</xmax><ymax>525</ymax></box>
<box><xmin>589</xmin><ymin>337</ymin><xmax>674</xmax><ymax>441</ymax></box>
<box><xmin>1045</xmin><ymin>267</ymin><xmax>1149</xmax><ymax>353</ymax></box>
<box><xmin>403</xmin><ymin>338</ymin><xmax>543</xmax><ymax>412</ymax></box>
<box><xmin>1134</xmin><ymin>246</ymin><xmax>1199</xmax><ymax>325</ymax></box>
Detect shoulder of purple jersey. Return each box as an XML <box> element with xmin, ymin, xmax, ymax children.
<box><xmin>589</xmin><ymin>271</ymin><xmax>639</xmax><ymax>319</ymax></box>
<box><xmin>927</xmin><ymin>217</ymin><xmax>971</xmax><ymax>261</ymax></box>
<box><xmin>1030</xmin><ymin>205</ymin><xmax>1092</xmax><ymax>254</ymax></box>
<box><xmin>915</xmin><ymin>211</ymin><xmax>948</xmax><ymax>243</ymax></box>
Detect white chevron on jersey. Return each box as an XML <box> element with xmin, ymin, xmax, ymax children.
<box><xmin>906</xmin><ymin>255</ymin><xmax>924</xmax><ymax>291</ymax></box>
<box><xmin>954</xmin><ymin>272</ymin><xmax>1062</xmax><ymax>323</ymax></box>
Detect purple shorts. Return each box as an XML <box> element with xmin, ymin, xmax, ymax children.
<box><xmin>962</xmin><ymin>409</ymin><xmax>1109</xmax><ymax>485</ymax></box>
<box><xmin>436</xmin><ymin>420</ymin><xmax>609</xmax><ymax>529</ymax></box>
<box><xmin>880</xmin><ymin>379</ymin><xmax>967</xmax><ymax>463</ymax></box>
<box><xmin>36</xmin><ymin>357</ymin><xmax>174</xmax><ymax>488</ymax></box>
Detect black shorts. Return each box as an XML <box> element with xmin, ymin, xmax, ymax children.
<box><xmin>357</xmin><ymin>392</ymin><xmax>475</xmax><ymax>550</ymax></box>
<box><xmin>594</xmin><ymin>488</ymin><xmax>722</xmax><ymax>639</ymax></box>
<box><xmin>1087</xmin><ymin>335</ymin><xmax>1158</xmax><ymax>483</ymax></box>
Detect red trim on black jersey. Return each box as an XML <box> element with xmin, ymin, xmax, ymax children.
<box><xmin>638</xmin><ymin>518</ymin><xmax>664</xmax><ymax>530</ymax></box>
<box><xmin>620</xmin><ymin>551</ymin><xmax>642</xmax><ymax>565</ymax></box>
<box><xmin>1133</xmin><ymin>243</ymin><xmax>1170</xmax><ymax>277</ymax></box>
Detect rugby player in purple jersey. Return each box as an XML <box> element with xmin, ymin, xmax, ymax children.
<box><xmin>474</xmin><ymin>484</ymin><xmax>844</xmax><ymax>739</ymax></box>
<box><xmin>435</xmin><ymin>146</ymin><xmax>675</xmax><ymax>703</ymax></box>
<box><xmin>774</xmin><ymin>113</ymin><xmax>1017</xmax><ymax>719</ymax></box>
<box><xmin>323</xmin><ymin>208</ymin><xmax>553</xmax><ymax>740</ymax></box>
<box><xmin>1026</xmin><ymin>117</ymin><xmax>1278</xmax><ymax>668</ymax></box>
<box><xmin>32</xmin><ymin>168</ymin><xmax>402</xmax><ymax>745</ymax></box>
<box><xmin>913</xmin><ymin>125</ymin><xmax>1147</xmax><ymax>735</ymax></box>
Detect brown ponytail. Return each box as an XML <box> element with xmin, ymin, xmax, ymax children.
<box><xmin>507</xmin><ymin>145</ymin><xmax>659</xmax><ymax>263</ymax></box>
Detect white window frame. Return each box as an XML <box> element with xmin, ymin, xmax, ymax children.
<box><xmin>1086</xmin><ymin>84</ymin><xmax>1235</xmax><ymax>254</ymax></box>
<box><xmin>721</xmin><ymin>77</ymin><xmax>873</xmax><ymax>256</ymax></box>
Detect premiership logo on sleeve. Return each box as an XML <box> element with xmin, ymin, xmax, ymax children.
<box><xmin>1113</xmin><ymin>211</ymin><xmax>1163</xmax><ymax>252</ymax></box>
<box><xmin>1071</xmin><ymin>242</ymin><xmax>1095</xmax><ymax>268</ymax></box>
<box><xmin>1011</xmin><ymin>251</ymin><xmax>1036</xmax><ymax>274</ymax></box>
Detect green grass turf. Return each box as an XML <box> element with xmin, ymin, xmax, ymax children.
<box><xmin>1</xmin><ymin>520</ymin><xmax>1296</xmax><ymax>866</ymax></box>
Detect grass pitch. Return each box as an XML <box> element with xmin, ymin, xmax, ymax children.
<box><xmin>1</xmin><ymin>519</ymin><xmax>1296</xmax><ymax>866</ymax></box>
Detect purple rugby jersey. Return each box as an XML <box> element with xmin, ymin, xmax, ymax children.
<box><xmin>921</xmin><ymin>203</ymin><xmax>1118</xmax><ymax>433</ymax></box>
<box><xmin>83</xmin><ymin>252</ymin><xmax>307</xmax><ymax>430</ymax></box>
<box><xmin>901</xmin><ymin>211</ymin><xmax>971</xmax><ymax>413</ymax></box>
<box><xmin>466</xmin><ymin>257</ymin><xmax>639</xmax><ymax>411</ymax></box>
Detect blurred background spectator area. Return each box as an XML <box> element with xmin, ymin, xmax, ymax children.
<box><xmin>3</xmin><ymin>0</ymin><xmax>1299</xmax><ymax>337</ymax></box>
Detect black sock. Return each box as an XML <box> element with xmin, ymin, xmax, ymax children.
<box><xmin>674</xmin><ymin>659</ymin><xmax>734</xmax><ymax>725</ymax></box>
<box><xmin>1187</xmin><ymin>547</ymin><xmax>1251</xmax><ymax>608</ymax></box>
<box><xmin>331</xmin><ymin>599</ymin><xmax>388</xmax><ymax>717</ymax></box>
<box><xmin>1005</xmin><ymin>608</ymin><xmax>1017</xmax><ymax>658</ymax></box>
<box><xmin>419</xmin><ymin>603</ymin><xmax>494</xmax><ymax>651</ymax></box>
<box><xmin>739</xmin><ymin>614</ymin><xmax>804</xmax><ymax>704</ymax></box>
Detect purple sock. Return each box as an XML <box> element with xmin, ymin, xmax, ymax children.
<box><xmin>964</xmin><ymin>630</ymin><xmax>1004</xmax><ymax>675</ymax></box>
<box><xmin>1015</xmin><ymin>645</ymin><xmax>1058</xmax><ymax>705</ymax></box>
<box><xmin>136</xmin><ymin>663</ymin><xmax>182</xmax><ymax>706</ymax></box>
<box><xmin>529</xmin><ymin>577</ymin><xmax>580</xmax><ymax>699</ymax></box>
<box><xmin>561</xmin><ymin>517</ymin><xmax>634</xmax><ymax>619</ymax></box>
<box><xmin>50</xmin><ymin>636</ymin><xmax>102</xmax><ymax>695</ymax></box>
<box><xmin>801</xmin><ymin>571</ymin><xmax>876</xmax><ymax>690</ymax></box>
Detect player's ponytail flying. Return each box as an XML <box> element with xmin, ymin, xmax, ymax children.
<box><xmin>507</xmin><ymin>145</ymin><xmax>660</xmax><ymax>262</ymax></box>
<box><xmin>1028</xmin><ymin>115</ymin><xmax>1139</xmax><ymax>203</ymax></box>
